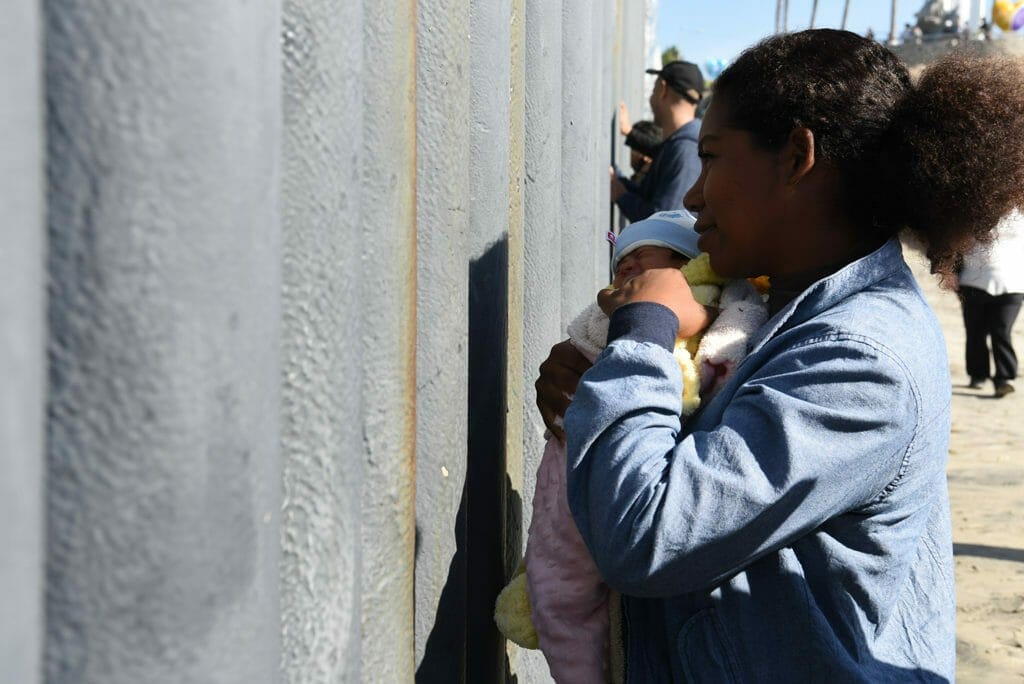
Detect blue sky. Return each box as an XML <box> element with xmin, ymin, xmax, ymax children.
<box><xmin>656</xmin><ymin>0</ymin><xmax>994</xmax><ymax>77</ymax></box>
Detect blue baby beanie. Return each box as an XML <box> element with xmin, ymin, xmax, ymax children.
<box><xmin>612</xmin><ymin>210</ymin><xmax>700</xmax><ymax>271</ymax></box>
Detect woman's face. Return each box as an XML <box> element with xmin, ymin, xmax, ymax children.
<box><xmin>684</xmin><ymin>97</ymin><xmax>787</xmax><ymax>279</ymax></box>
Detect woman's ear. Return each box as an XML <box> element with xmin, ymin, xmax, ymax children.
<box><xmin>781</xmin><ymin>127</ymin><xmax>816</xmax><ymax>185</ymax></box>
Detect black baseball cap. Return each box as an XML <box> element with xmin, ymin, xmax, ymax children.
<box><xmin>646</xmin><ymin>61</ymin><xmax>704</xmax><ymax>103</ymax></box>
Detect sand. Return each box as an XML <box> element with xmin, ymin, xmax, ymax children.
<box><xmin>904</xmin><ymin>244</ymin><xmax>1024</xmax><ymax>682</ymax></box>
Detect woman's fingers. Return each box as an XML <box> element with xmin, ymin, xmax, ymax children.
<box><xmin>597</xmin><ymin>286</ymin><xmax>623</xmax><ymax>317</ymax></box>
<box><xmin>534</xmin><ymin>272</ymin><xmax>715</xmax><ymax>441</ymax></box>
<box><xmin>598</xmin><ymin>269</ymin><xmax>715</xmax><ymax>338</ymax></box>
<box><xmin>535</xmin><ymin>340</ymin><xmax>592</xmax><ymax>440</ymax></box>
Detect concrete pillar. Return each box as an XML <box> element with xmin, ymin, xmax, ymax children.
<box><xmin>522</xmin><ymin>0</ymin><xmax>563</xmax><ymax>522</ymax></box>
<box><xmin>635</xmin><ymin>1</ymin><xmax>653</xmax><ymax>116</ymax></box>
<box><xmin>43</xmin><ymin>2</ymin><xmax>283</xmax><ymax>682</ymax></box>
<box><xmin>612</xmin><ymin>0</ymin><xmax>626</xmax><ymax>178</ymax></box>
<box><xmin>611</xmin><ymin>0</ymin><xmax>649</xmax><ymax>239</ymax></box>
<box><xmin>639</xmin><ymin>0</ymin><xmax>657</xmax><ymax>119</ymax></box>
<box><xmin>1</xmin><ymin>3</ymin><xmax>45</xmax><ymax>683</ymax></box>
<box><xmin>465</xmin><ymin>0</ymin><xmax>516</xmax><ymax>680</ymax></box>
<box><xmin>646</xmin><ymin>0</ymin><xmax>660</xmax><ymax>73</ymax></box>
<box><xmin>504</xmin><ymin>0</ymin><xmax>529</xmax><ymax>674</ymax></box>
<box><xmin>414</xmin><ymin>0</ymin><xmax>471</xmax><ymax>679</ymax></box>
<box><xmin>595</xmin><ymin>0</ymin><xmax>615</xmax><ymax>281</ymax></box>
<box><xmin>519</xmin><ymin>0</ymin><xmax>564</xmax><ymax>678</ymax></box>
<box><xmin>618</xmin><ymin>0</ymin><xmax>649</xmax><ymax>168</ymax></box>
<box><xmin>359</xmin><ymin>1</ymin><xmax>418</xmax><ymax>680</ymax></box>
<box><xmin>278</xmin><ymin>0</ymin><xmax>364</xmax><ymax>681</ymax></box>
<box><xmin>561</xmin><ymin>0</ymin><xmax>599</xmax><ymax>325</ymax></box>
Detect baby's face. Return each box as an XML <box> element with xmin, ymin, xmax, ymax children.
<box><xmin>613</xmin><ymin>245</ymin><xmax>689</xmax><ymax>287</ymax></box>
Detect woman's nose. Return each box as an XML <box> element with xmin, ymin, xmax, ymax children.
<box><xmin>683</xmin><ymin>178</ymin><xmax>703</xmax><ymax>214</ymax></box>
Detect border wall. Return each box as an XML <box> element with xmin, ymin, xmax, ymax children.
<box><xmin>2</xmin><ymin>0</ymin><xmax>656</xmax><ymax>682</ymax></box>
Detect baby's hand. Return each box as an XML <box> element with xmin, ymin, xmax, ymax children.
<box><xmin>597</xmin><ymin>268</ymin><xmax>715</xmax><ymax>338</ymax></box>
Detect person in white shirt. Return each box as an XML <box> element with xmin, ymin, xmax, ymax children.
<box><xmin>958</xmin><ymin>209</ymin><xmax>1024</xmax><ymax>397</ymax></box>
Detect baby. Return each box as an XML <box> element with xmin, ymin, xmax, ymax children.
<box><xmin>495</xmin><ymin>211</ymin><xmax>769</xmax><ymax>683</ymax></box>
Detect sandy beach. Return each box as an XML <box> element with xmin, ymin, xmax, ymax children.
<box><xmin>904</xmin><ymin>243</ymin><xmax>1024</xmax><ymax>682</ymax></box>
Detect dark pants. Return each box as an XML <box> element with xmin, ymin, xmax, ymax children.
<box><xmin>959</xmin><ymin>286</ymin><xmax>1024</xmax><ymax>385</ymax></box>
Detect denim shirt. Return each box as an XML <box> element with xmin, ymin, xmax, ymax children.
<box><xmin>565</xmin><ymin>239</ymin><xmax>955</xmax><ymax>682</ymax></box>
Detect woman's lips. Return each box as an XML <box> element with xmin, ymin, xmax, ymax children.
<box><xmin>694</xmin><ymin>222</ymin><xmax>716</xmax><ymax>234</ymax></box>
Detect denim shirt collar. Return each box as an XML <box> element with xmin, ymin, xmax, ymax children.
<box><xmin>749</xmin><ymin>237</ymin><xmax>907</xmax><ymax>355</ymax></box>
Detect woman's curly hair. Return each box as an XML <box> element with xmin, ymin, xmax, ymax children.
<box><xmin>713</xmin><ymin>30</ymin><xmax>1024</xmax><ymax>277</ymax></box>
<box><xmin>884</xmin><ymin>52</ymin><xmax>1024</xmax><ymax>274</ymax></box>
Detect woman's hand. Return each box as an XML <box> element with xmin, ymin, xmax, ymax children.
<box><xmin>535</xmin><ymin>340</ymin><xmax>592</xmax><ymax>442</ymax></box>
<box><xmin>598</xmin><ymin>268</ymin><xmax>715</xmax><ymax>339</ymax></box>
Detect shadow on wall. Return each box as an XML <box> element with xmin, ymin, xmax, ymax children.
<box><xmin>415</xmin><ymin>485</ymin><xmax>467</xmax><ymax>681</ymax></box>
<box><xmin>414</xmin><ymin>474</ymin><xmax>523</xmax><ymax>684</ymax></box>
<box><xmin>416</xmin><ymin>238</ymin><xmax>523</xmax><ymax>683</ymax></box>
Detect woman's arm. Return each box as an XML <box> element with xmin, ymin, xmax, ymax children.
<box><xmin>564</xmin><ymin>305</ymin><xmax>916</xmax><ymax>598</ymax></box>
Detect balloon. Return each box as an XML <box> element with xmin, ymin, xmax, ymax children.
<box><xmin>703</xmin><ymin>59</ymin><xmax>729</xmax><ymax>80</ymax></box>
<box><xmin>993</xmin><ymin>0</ymin><xmax>1024</xmax><ymax>31</ymax></box>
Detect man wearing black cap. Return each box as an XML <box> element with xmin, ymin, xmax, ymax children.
<box><xmin>611</xmin><ymin>60</ymin><xmax>703</xmax><ymax>222</ymax></box>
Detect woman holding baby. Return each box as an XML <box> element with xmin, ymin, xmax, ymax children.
<box><xmin>536</xmin><ymin>29</ymin><xmax>1024</xmax><ymax>681</ymax></box>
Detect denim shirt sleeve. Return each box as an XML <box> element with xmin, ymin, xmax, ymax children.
<box><xmin>564</xmin><ymin>304</ymin><xmax>918</xmax><ymax>598</ymax></box>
